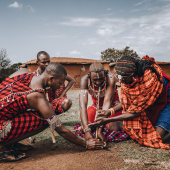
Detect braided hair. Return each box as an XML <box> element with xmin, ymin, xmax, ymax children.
<box><xmin>115</xmin><ymin>55</ymin><xmax>160</xmax><ymax>79</ymax></box>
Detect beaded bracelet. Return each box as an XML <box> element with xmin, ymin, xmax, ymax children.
<box><xmin>83</xmin><ymin>127</ymin><xmax>91</xmax><ymax>133</ymax></box>
<box><xmin>108</xmin><ymin>108</ymin><xmax>115</xmax><ymax>116</ymax></box>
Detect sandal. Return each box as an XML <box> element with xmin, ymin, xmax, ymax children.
<box><xmin>11</xmin><ymin>143</ymin><xmax>34</xmax><ymax>152</ymax></box>
<box><xmin>0</xmin><ymin>150</ymin><xmax>26</xmax><ymax>161</ymax></box>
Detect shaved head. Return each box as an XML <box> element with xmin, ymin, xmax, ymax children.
<box><xmin>37</xmin><ymin>51</ymin><xmax>50</xmax><ymax>61</ymax></box>
<box><xmin>89</xmin><ymin>62</ymin><xmax>104</xmax><ymax>73</ymax></box>
<box><xmin>44</xmin><ymin>63</ymin><xmax>67</xmax><ymax>78</ymax></box>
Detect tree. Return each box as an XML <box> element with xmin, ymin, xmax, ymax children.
<box><xmin>101</xmin><ymin>46</ymin><xmax>140</xmax><ymax>62</ymax></box>
<box><xmin>0</xmin><ymin>49</ymin><xmax>11</xmax><ymax>69</ymax></box>
<box><xmin>0</xmin><ymin>49</ymin><xmax>22</xmax><ymax>82</ymax></box>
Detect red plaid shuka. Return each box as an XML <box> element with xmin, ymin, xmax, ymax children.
<box><xmin>121</xmin><ymin>56</ymin><xmax>169</xmax><ymax>149</ymax></box>
<box><xmin>0</xmin><ymin>73</ymin><xmax>48</xmax><ymax>142</ymax></box>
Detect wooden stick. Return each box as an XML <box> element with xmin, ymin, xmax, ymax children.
<box><xmin>46</xmin><ymin>91</ymin><xmax>56</xmax><ymax>143</ymax></box>
<box><xmin>51</xmin><ymin>131</ymin><xmax>56</xmax><ymax>143</ymax></box>
<box><xmin>95</xmin><ymin>90</ymin><xmax>100</xmax><ymax>138</ymax></box>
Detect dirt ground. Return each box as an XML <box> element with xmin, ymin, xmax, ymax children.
<box><xmin>1</xmin><ymin>90</ymin><xmax>170</xmax><ymax>170</ymax></box>
<box><xmin>1</xmin><ymin>139</ymin><xmax>170</xmax><ymax>170</ymax></box>
<box><xmin>0</xmin><ymin>140</ymin><xmax>132</xmax><ymax>170</ymax></box>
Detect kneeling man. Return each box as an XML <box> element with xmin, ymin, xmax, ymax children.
<box><xmin>79</xmin><ymin>62</ymin><xmax>123</xmax><ymax>146</ymax></box>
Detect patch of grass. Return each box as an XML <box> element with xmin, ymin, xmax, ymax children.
<box><xmin>115</xmin><ymin>139</ymin><xmax>170</xmax><ymax>162</ymax></box>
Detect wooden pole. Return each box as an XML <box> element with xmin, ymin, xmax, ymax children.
<box><xmin>95</xmin><ymin>89</ymin><xmax>100</xmax><ymax>139</ymax></box>
<box><xmin>46</xmin><ymin>91</ymin><xmax>56</xmax><ymax>143</ymax></box>
<box><xmin>51</xmin><ymin>131</ymin><xmax>56</xmax><ymax>143</ymax></box>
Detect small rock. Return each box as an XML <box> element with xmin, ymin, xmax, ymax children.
<box><xmin>29</xmin><ymin>137</ymin><xmax>36</xmax><ymax>143</ymax></box>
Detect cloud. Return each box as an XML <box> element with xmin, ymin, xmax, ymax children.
<box><xmin>95</xmin><ymin>18</ymin><xmax>126</xmax><ymax>37</ymax></box>
<box><xmin>134</xmin><ymin>2</ymin><xmax>143</xmax><ymax>6</ymax></box>
<box><xmin>107</xmin><ymin>8</ymin><xmax>111</xmax><ymax>10</ymax></box>
<box><xmin>27</xmin><ymin>5</ymin><xmax>35</xmax><ymax>12</ymax></box>
<box><xmin>59</xmin><ymin>17</ymin><xmax>99</xmax><ymax>26</ymax></box>
<box><xmin>79</xmin><ymin>3</ymin><xmax>170</xmax><ymax>61</ymax></box>
<box><xmin>8</xmin><ymin>2</ymin><xmax>22</xmax><ymax>9</ymax></box>
<box><xmin>69</xmin><ymin>51</ymin><xmax>81</xmax><ymax>55</ymax></box>
<box><xmin>96</xmin><ymin>28</ymin><xmax>112</xmax><ymax>36</ymax></box>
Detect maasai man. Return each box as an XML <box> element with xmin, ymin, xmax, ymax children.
<box><xmin>88</xmin><ymin>55</ymin><xmax>170</xmax><ymax>149</ymax></box>
<box><xmin>79</xmin><ymin>62</ymin><xmax>124</xmax><ymax>146</ymax></box>
<box><xmin>0</xmin><ymin>63</ymin><xmax>104</xmax><ymax>161</ymax></box>
<box><xmin>34</xmin><ymin>51</ymin><xmax>75</xmax><ymax>113</ymax></box>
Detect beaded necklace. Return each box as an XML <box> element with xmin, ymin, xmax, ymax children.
<box><xmin>88</xmin><ymin>77</ymin><xmax>107</xmax><ymax>108</ymax></box>
<box><xmin>88</xmin><ymin>77</ymin><xmax>106</xmax><ymax>93</ymax></box>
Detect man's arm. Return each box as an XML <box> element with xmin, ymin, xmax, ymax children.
<box><xmin>79</xmin><ymin>75</ymin><xmax>93</xmax><ymax>141</ymax></box>
<box><xmin>96</xmin><ymin>73</ymin><xmax>117</xmax><ymax>146</ymax></box>
<box><xmin>88</xmin><ymin>112</ymin><xmax>141</xmax><ymax>128</ymax></box>
<box><xmin>102</xmin><ymin>72</ymin><xmax>117</xmax><ymax>110</ymax></box>
<box><xmin>27</xmin><ymin>92</ymin><xmax>55</xmax><ymax>119</ymax></box>
<box><xmin>57</xmin><ymin>74</ymin><xmax>75</xmax><ymax>98</ymax></box>
<box><xmin>97</xmin><ymin>103</ymin><xmax>123</xmax><ymax>118</ymax></box>
<box><xmin>55</xmin><ymin>124</ymin><xmax>104</xmax><ymax>149</ymax></box>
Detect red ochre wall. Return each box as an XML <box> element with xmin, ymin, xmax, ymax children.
<box><xmin>63</xmin><ymin>64</ymin><xmax>90</xmax><ymax>89</ymax></box>
<box><xmin>159</xmin><ymin>64</ymin><xmax>170</xmax><ymax>77</ymax></box>
<box><xmin>27</xmin><ymin>64</ymin><xmax>111</xmax><ymax>89</ymax></box>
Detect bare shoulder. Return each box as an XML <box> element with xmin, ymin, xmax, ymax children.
<box><xmin>80</xmin><ymin>74</ymin><xmax>88</xmax><ymax>89</ymax></box>
<box><xmin>9</xmin><ymin>68</ymin><xmax>31</xmax><ymax>78</ymax></box>
<box><xmin>107</xmin><ymin>72</ymin><xmax>117</xmax><ymax>86</ymax></box>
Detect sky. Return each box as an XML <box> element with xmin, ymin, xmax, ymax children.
<box><xmin>0</xmin><ymin>0</ymin><xmax>170</xmax><ymax>64</ymax></box>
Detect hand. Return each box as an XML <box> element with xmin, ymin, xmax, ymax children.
<box><xmin>96</xmin><ymin>110</ymin><xmax>111</xmax><ymax>119</ymax></box>
<box><xmin>88</xmin><ymin>117</ymin><xmax>107</xmax><ymax>129</ymax></box>
<box><xmin>84</xmin><ymin>131</ymin><xmax>93</xmax><ymax>141</ymax></box>
<box><xmin>86</xmin><ymin>138</ymin><xmax>104</xmax><ymax>150</ymax></box>
<box><xmin>96</xmin><ymin>128</ymin><xmax>107</xmax><ymax>147</ymax></box>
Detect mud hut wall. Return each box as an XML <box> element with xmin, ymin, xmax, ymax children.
<box><xmin>25</xmin><ymin>63</ymin><xmax>111</xmax><ymax>89</ymax></box>
<box><xmin>27</xmin><ymin>65</ymin><xmax>38</xmax><ymax>72</ymax></box>
<box><xmin>62</xmin><ymin>64</ymin><xmax>90</xmax><ymax>89</ymax></box>
<box><xmin>158</xmin><ymin>64</ymin><xmax>170</xmax><ymax>77</ymax></box>
<box><xmin>103</xmin><ymin>64</ymin><xmax>111</xmax><ymax>72</ymax></box>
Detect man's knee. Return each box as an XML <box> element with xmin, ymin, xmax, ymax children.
<box><xmin>61</xmin><ymin>98</ymin><xmax>72</xmax><ymax>112</ymax></box>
